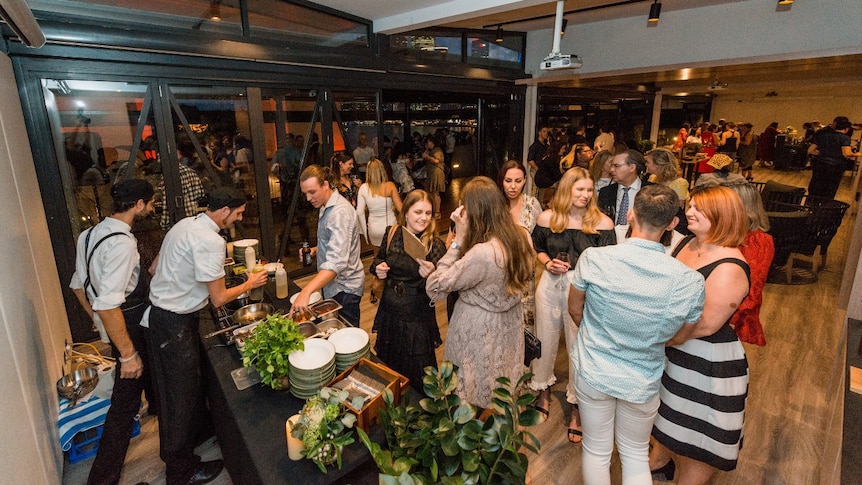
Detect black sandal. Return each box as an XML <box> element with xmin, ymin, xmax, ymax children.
<box><xmin>567</xmin><ymin>403</ymin><xmax>582</xmax><ymax>443</ymax></box>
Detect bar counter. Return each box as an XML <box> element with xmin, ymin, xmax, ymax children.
<box><xmin>198</xmin><ymin>278</ymin><xmax>379</xmax><ymax>485</ymax></box>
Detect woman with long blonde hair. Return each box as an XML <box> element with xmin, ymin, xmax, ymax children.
<box><xmin>371</xmin><ymin>190</ymin><xmax>446</xmax><ymax>390</ymax></box>
<box><xmin>427</xmin><ymin>176</ymin><xmax>535</xmax><ymax>408</ymax></box>
<box><xmin>357</xmin><ymin>159</ymin><xmax>403</xmax><ymax>249</ymax></box>
<box><xmin>529</xmin><ymin>167</ymin><xmax>615</xmax><ymax>443</ymax></box>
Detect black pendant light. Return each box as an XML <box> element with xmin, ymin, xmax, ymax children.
<box><xmin>495</xmin><ymin>25</ymin><xmax>503</xmax><ymax>43</ymax></box>
<box><xmin>648</xmin><ymin>1</ymin><xmax>662</xmax><ymax>23</ymax></box>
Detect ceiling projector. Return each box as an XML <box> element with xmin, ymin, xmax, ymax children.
<box><xmin>541</xmin><ymin>53</ymin><xmax>583</xmax><ymax>70</ymax></box>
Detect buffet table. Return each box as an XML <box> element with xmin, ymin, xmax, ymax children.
<box><xmin>198</xmin><ymin>278</ymin><xmax>380</xmax><ymax>485</ymax></box>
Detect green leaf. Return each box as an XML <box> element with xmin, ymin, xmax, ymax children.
<box><xmin>492</xmin><ymin>388</ymin><xmax>512</xmax><ymax>401</ymax></box>
<box><xmin>441</xmin><ymin>431</ymin><xmax>459</xmax><ymax>456</ymax></box>
<box><xmin>453</xmin><ymin>404</ymin><xmax>474</xmax><ymax>424</ymax></box>
<box><xmin>457</xmin><ymin>433</ymin><xmax>479</xmax><ymax>451</ymax></box>
<box><xmin>439</xmin><ymin>361</ymin><xmax>454</xmax><ymax>379</ymax></box>
<box><xmin>461</xmin><ymin>451</ymin><xmax>481</xmax><ymax>472</ymax></box>
<box><xmin>516</xmin><ymin>393</ymin><xmax>535</xmax><ymax>407</ymax></box>
<box><xmin>517</xmin><ymin>408</ymin><xmax>543</xmax><ymax>427</ymax></box>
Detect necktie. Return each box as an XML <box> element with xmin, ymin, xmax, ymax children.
<box><xmin>616</xmin><ymin>187</ymin><xmax>630</xmax><ymax>225</ymax></box>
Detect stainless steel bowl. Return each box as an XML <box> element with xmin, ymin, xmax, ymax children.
<box><xmin>57</xmin><ymin>367</ymin><xmax>99</xmax><ymax>402</ymax></box>
<box><xmin>232</xmin><ymin>302</ymin><xmax>275</xmax><ymax>326</ymax></box>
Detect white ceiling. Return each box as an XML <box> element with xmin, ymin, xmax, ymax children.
<box><xmin>311</xmin><ymin>0</ymin><xmax>649</xmax><ymax>34</ymax></box>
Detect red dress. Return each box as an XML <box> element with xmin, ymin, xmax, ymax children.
<box><xmin>732</xmin><ymin>230</ymin><xmax>773</xmax><ymax>346</ymax></box>
<box><xmin>700</xmin><ymin>131</ymin><xmax>716</xmax><ymax>147</ymax></box>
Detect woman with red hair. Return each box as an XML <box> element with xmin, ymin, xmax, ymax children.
<box><xmin>649</xmin><ymin>185</ymin><xmax>750</xmax><ymax>484</ymax></box>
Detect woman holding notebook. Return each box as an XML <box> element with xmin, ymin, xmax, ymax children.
<box><xmin>370</xmin><ymin>190</ymin><xmax>446</xmax><ymax>390</ymax></box>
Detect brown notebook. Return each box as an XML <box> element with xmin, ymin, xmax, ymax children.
<box><xmin>402</xmin><ymin>228</ymin><xmax>428</xmax><ymax>261</ymax></box>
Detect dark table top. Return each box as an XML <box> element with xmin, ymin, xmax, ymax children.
<box><xmin>198</xmin><ymin>278</ymin><xmax>379</xmax><ymax>485</ymax></box>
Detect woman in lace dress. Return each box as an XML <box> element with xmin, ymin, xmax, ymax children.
<box><xmin>357</xmin><ymin>159</ymin><xmax>403</xmax><ymax>248</ymax></box>
<box><xmin>427</xmin><ymin>176</ymin><xmax>535</xmax><ymax>408</ymax></box>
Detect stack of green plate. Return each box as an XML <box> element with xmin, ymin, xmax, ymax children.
<box><xmin>328</xmin><ymin>327</ymin><xmax>371</xmax><ymax>374</ymax></box>
<box><xmin>288</xmin><ymin>339</ymin><xmax>336</xmax><ymax>399</ymax></box>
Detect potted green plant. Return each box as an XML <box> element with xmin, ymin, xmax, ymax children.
<box><xmin>357</xmin><ymin>361</ymin><xmax>542</xmax><ymax>485</ymax></box>
<box><xmin>241</xmin><ymin>313</ymin><xmax>305</xmax><ymax>390</ymax></box>
<box><xmin>637</xmin><ymin>139</ymin><xmax>656</xmax><ymax>153</ymax></box>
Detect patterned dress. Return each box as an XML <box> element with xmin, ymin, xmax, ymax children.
<box><xmin>652</xmin><ymin>238</ymin><xmax>750</xmax><ymax>471</ymax></box>
<box><xmin>427</xmin><ymin>239</ymin><xmax>524</xmax><ymax>408</ymax></box>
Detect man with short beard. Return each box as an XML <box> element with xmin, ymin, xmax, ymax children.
<box><xmin>71</xmin><ymin>179</ymin><xmax>156</xmax><ymax>485</ymax></box>
<box><xmin>145</xmin><ymin>186</ymin><xmax>267</xmax><ymax>485</ymax></box>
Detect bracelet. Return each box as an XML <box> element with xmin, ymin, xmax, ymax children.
<box><xmin>118</xmin><ymin>351</ymin><xmax>139</xmax><ymax>363</ymax></box>
<box><xmin>545</xmin><ymin>260</ymin><xmax>552</xmax><ymax>268</ymax></box>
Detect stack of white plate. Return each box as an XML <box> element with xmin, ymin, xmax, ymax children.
<box><xmin>288</xmin><ymin>339</ymin><xmax>336</xmax><ymax>399</ymax></box>
<box><xmin>328</xmin><ymin>327</ymin><xmax>371</xmax><ymax>373</ymax></box>
<box><xmin>232</xmin><ymin>239</ymin><xmax>259</xmax><ymax>267</ymax></box>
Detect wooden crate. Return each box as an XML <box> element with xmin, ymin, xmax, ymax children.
<box><xmin>327</xmin><ymin>358</ymin><xmax>409</xmax><ymax>432</ymax></box>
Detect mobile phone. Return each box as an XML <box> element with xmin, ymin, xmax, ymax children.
<box><xmin>449</xmin><ymin>220</ymin><xmax>456</xmax><ymax>234</ymax></box>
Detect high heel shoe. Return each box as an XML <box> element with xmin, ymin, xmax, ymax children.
<box><xmin>651</xmin><ymin>458</ymin><xmax>675</xmax><ymax>481</ymax></box>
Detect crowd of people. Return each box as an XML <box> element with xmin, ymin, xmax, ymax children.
<box><xmin>75</xmin><ymin>115</ymin><xmax>862</xmax><ymax>484</ymax></box>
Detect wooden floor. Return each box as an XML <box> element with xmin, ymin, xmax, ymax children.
<box><xmin>63</xmin><ymin>166</ymin><xmax>852</xmax><ymax>485</ymax></box>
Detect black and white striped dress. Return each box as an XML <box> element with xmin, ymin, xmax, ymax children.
<box><xmin>651</xmin><ymin>256</ymin><xmax>750</xmax><ymax>471</ymax></box>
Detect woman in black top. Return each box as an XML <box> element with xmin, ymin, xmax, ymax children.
<box><xmin>370</xmin><ymin>190</ymin><xmax>446</xmax><ymax>390</ymax></box>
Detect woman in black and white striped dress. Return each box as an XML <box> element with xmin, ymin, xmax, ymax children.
<box><xmin>649</xmin><ymin>185</ymin><xmax>750</xmax><ymax>484</ymax></box>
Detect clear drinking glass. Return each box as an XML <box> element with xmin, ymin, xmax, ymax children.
<box><xmin>555</xmin><ymin>252</ymin><xmax>570</xmax><ymax>290</ymax></box>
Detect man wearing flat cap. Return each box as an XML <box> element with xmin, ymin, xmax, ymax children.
<box><xmin>145</xmin><ymin>186</ymin><xmax>267</xmax><ymax>485</ymax></box>
<box><xmin>70</xmin><ymin>178</ymin><xmax>156</xmax><ymax>484</ymax></box>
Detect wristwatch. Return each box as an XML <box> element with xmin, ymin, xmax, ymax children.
<box><xmin>450</xmin><ymin>241</ymin><xmax>461</xmax><ymax>250</ymax></box>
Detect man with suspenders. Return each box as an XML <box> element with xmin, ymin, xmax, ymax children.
<box><xmin>70</xmin><ymin>178</ymin><xmax>156</xmax><ymax>485</ymax></box>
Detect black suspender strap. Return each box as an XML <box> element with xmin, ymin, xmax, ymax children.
<box><xmin>82</xmin><ymin>229</ymin><xmax>129</xmax><ymax>298</ymax></box>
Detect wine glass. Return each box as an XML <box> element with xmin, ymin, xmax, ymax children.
<box><xmin>555</xmin><ymin>252</ymin><xmax>570</xmax><ymax>290</ymax></box>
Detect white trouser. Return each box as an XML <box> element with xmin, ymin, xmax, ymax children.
<box><xmin>576</xmin><ymin>378</ymin><xmax>659</xmax><ymax>485</ymax></box>
<box><xmin>528</xmin><ymin>271</ymin><xmax>577</xmax><ymax>404</ymax></box>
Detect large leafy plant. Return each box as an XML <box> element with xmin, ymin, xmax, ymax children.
<box><xmin>241</xmin><ymin>313</ymin><xmax>305</xmax><ymax>390</ymax></box>
<box><xmin>357</xmin><ymin>361</ymin><xmax>541</xmax><ymax>485</ymax></box>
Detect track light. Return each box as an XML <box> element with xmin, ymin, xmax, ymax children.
<box><xmin>561</xmin><ymin>18</ymin><xmax>568</xmax><ymax>36</ymax></box>
<box><xmin>210</xmin><ymin>1</ymin><xmax>221</xmax><ymax>21</ymax></box>
<box><xmin>648</xmin><ymin>1</ymin><xmax>661</xmax><ymax>23</ymax></box>
<box><xmin>495</xmin><ymin>25</ymin><xmax>503</xmax><ymax>43</ymax></box>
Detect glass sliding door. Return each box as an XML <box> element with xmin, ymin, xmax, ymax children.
<box><xmin>167</xmin><ymin>85</ymin><xmax>265</xmax><ymax>248</ymax></box>
<box><xmin>260</xmin><ymin>89</ymin><xmax>322</xmax><ymax>274</ymax></box>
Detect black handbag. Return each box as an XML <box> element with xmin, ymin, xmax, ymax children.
<box><xmin>522</xmin><ymin>294</ymin><xmax>541</xmax><ymax>366</ymax></box>
<box><xmin>524</xmin><ymin>328</ymin><xmax>541</xmax><ymax>366</ymax></box>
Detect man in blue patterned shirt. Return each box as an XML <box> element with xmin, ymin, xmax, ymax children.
<box><xmin>567</xmin><ymin>185</ymin><xmax>705</xmax><ymax>484</ymax></box>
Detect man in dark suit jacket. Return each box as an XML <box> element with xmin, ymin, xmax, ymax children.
<box><xmin>598</xmin><ymin>149</ymin><xmax>652</xmax><ymax>224</ymax></box>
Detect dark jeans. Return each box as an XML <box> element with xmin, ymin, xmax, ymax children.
<box><xmin>147</xmin><ymin>307</ymin><xmax>205</xmax><ymax>485</ymax></box>
<box><xmin>808</xmin><ymin>162</ymin><xmax>845</xmax><ymax>199</ymax></box>
<box><xmin>332</xmin><ymin>291</ymin><xmax>361</xmax><ymax>327</ymax></box>
<box><xmin>87</xmin><ymin>323</ymin><xmax>151</xmax><ymax>485</ymax></box>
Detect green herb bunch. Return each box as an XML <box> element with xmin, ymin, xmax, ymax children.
<box><xmin>357</xmin><ymin>361</ymin><xmax>542</xmax><ymax>485</ymax></box>
<box><xmin>241</xmin><ymin>313</ymin><xmax>305</xmax><ymax>390</ymax></box>
<box><xmin>291</xmin><ymin>387</ymin><xmax>360</xmax><ymax>473</ymax></box>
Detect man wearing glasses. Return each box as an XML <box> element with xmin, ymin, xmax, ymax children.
<box><xmin>597</xmin><ymin>149</ymin><xmax>652</xmax><ymax>227</ymax></box>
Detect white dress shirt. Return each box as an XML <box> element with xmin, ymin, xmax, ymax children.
<box><xmin>148</xmin><ymin>213</ymin><xmax>226</xmax><ymax>316</ymax></box>
<box><xmin>70</xmin><ymin>216</ymin><xmax>139</xmax><ymax>341</ymax></box>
